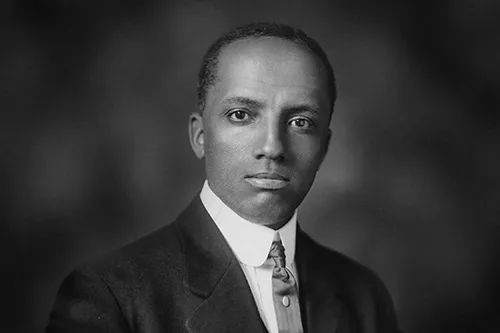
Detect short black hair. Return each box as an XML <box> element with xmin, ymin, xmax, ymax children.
<box><xmin>197</xmin><ymin>22</ymin><xmax>337</xmax><ymax>115</ymax></box>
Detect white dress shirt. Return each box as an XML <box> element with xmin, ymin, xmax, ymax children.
<box><xmin>199</xmin><ymin>180</ymin><xmax>301</xmax><ymax>333</ymax></box>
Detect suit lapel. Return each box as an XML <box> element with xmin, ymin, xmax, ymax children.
<box><xmin>296</xmin><ymin>227</ymin><xmax>352</xmax><ymax>333</ymax></box>
<box><xmin>177</xmin><ymin>196</ymin><xmax>267</xmax><ymax>333</ymax></box>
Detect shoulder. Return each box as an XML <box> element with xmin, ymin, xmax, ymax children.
<box><xmin>73</xmin><ymin>220</ymin><xmax>185</xmax><ymax>290</ymax></box>
<box><xmin>52</xmin><ymin>220</ymin><xmax>188</xmax><ymax>322</ymax></box>
<box><xmin>47</xmin><ymin>217</ymin><xmax>191</xmax><ymax>332</ymax></box>
<box><xmin>68</xmin><ymin>195</ymin><xmax>210</xmax><ymax>291</ymax></box>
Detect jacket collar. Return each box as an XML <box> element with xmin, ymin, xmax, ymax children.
<box><xmin>296</xmin><ymin>227</ymin><xmax>353</xmax><ymax>333</ymax></box>
<box><xmin>176</xmin><ymin>195</ymin><xmax>349</xmax><ymax>333</ymax></box>
<box><xmin>176</xmin><ymin>196</ymin><xmax>267</xmax><ymax>333</ymax></box>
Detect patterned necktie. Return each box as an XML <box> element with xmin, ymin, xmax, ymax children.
<box><xmin>268</xmin><ymin>237</ymin><xmax>304</xmax><ymax>333</ymax></box>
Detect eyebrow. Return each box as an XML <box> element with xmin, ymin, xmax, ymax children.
<box><xmin>221</xmin><ymin>96</ymin><xmax>265</xmax><ymax>109</ymax></box>
<box><xmin>285</xmin><ymin>104</ymin><xmax>320</xmax><ymax>116</ymax></box>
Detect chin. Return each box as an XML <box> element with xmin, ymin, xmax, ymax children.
<box><xmin>241</xmin><ymin>196</ymin><xmax>296</xmax><ymax>224</ymax></box>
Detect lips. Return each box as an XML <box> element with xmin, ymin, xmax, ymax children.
<box><xmin>249</xmin><ymin>172</ymin><xmax>288</xmax><ymax>180</ymax></box>
<box><xmin>245</xmin><ymin>172</ymin><xmax>290</xmax><ymax>190</ymax></box>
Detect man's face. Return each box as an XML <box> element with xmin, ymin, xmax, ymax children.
<box><xmin>191</xmin><ymin>37</ymin><xmax>332</xmax><ymax>227</ymax></box>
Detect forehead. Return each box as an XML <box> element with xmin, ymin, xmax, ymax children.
<box><xmin>209</xmin><ymin>37</ymin><xmax>330</xmax><ymax>108</ymax></box>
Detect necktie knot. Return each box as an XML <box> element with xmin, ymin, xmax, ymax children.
<box><xmin>268</xmin><ymin>240</ymin><xmax>290</xmax><ymax>281</ymax></box>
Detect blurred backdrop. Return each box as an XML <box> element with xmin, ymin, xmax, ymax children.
<box><xmin>2</xmin><ymin>0</ymin><xmax>499</xmax><ymax>332</ymax></box>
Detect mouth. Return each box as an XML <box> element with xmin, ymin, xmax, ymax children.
<box><xmin>244</xmin><ymin>173</ymin><xmax>290</xmax><ymax>190</ymax></box>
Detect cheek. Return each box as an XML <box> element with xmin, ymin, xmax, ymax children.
<box><xmin>289</xmin><ymin>137</ymin><xmax>324</xmax><ymax>169</ymax></box>
<box><xmin>205</xmin><ymin>127</ymin><xmax>248</xmax><ymax>173</ymax></box>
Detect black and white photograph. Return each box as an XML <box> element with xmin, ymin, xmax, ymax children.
<box><xmin>2</xmin><ymin>1</ymin><xmax>499</xmax><ymax>332</ymax></box>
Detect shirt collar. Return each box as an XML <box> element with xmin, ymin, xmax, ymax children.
<box><xmin>199</xmin><ymin>180</ymin><xmax>297</xmax><ymax>267</ymax></box>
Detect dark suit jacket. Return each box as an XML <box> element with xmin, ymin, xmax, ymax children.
<box><xmin>46</xmin><ymin>196</ymin><xmax>400</xmax><ymax>333</ymax></box>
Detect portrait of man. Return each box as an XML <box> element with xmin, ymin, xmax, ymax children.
<box><xmin>45</xmin><ymin>22</ymin><xmax>401</xmax><ymax>333</ymax></box>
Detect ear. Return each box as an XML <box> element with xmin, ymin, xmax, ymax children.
<box><xmin>189</xmin><ymin>112</ymin><xmax>205</xmax><ymax>159</ymax></box>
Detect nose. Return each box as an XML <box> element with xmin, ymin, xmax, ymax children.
<box><xmin>253</xmin><ymin>118</ymin><xmax>286</xmax><ymax>162</ymax></box>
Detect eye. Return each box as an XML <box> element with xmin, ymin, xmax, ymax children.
<box><xmin>228</xmin><ymin>109</ymin><xmax>251</xmax><ymax>122</ymax></box>
<box><xmin>289</xmin><ymin>117</ymin><xmax>313</xmax><ymax>130</ymax></box>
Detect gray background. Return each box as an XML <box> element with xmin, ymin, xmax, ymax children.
<box><xmin>2</xmin><ymin>0</ymin><xmax>499</xmax><ymax>332</ymax></box>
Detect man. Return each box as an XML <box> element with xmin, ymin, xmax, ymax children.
<box><xmin>46</xmin><ymin>22</ymin><xmax>401</xmax><ymax>333</ymax></box>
